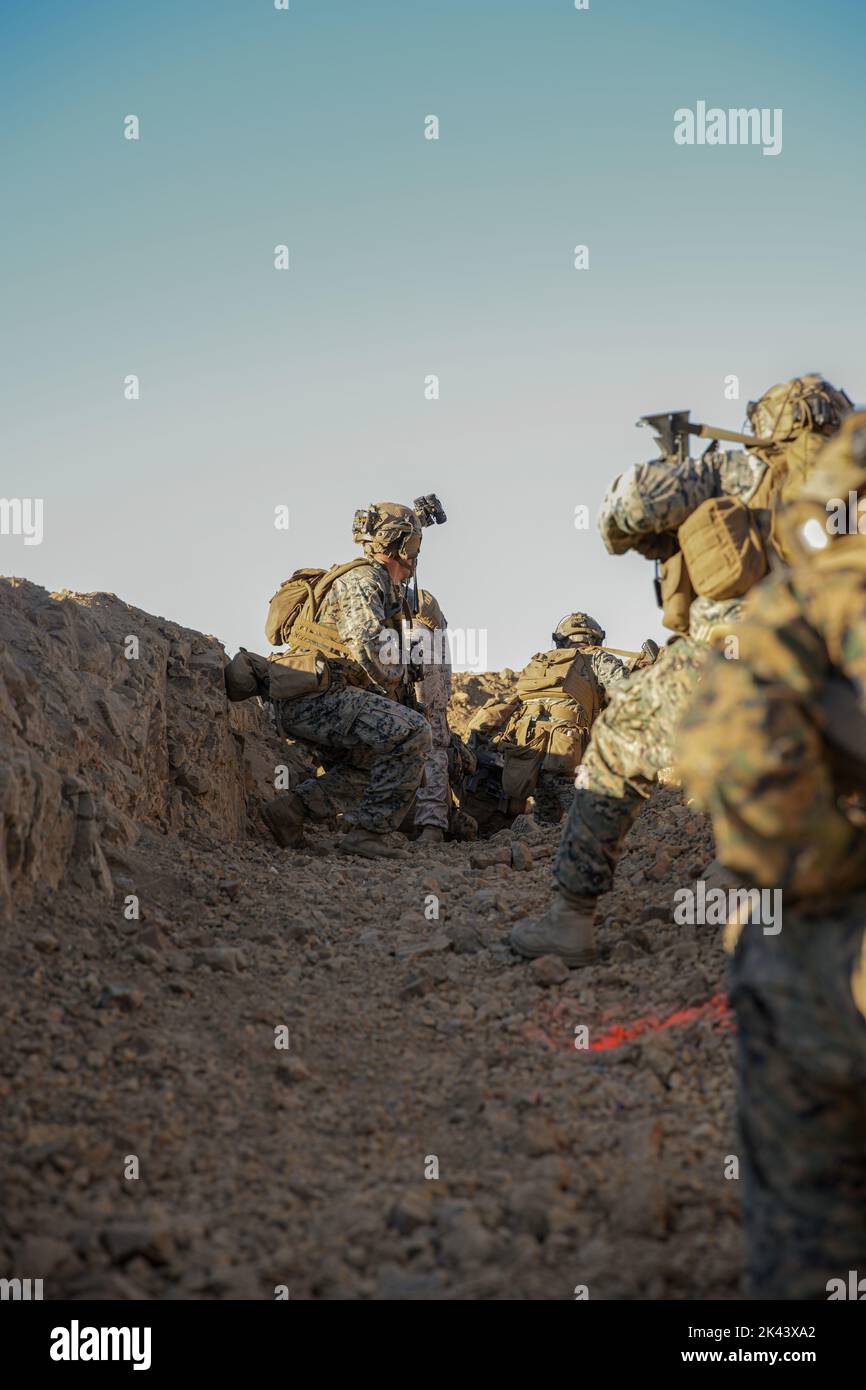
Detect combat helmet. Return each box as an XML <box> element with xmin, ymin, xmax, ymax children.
<box><xmin>352</xmin><ymin>502</ymin><xmax>423</xmax><ymax>566</ymax></box>
<box><xmin>778</xmin><ymin>410</ymin><xmax>866</xmax><ymax>560</ymax></box>
<box><xmin>746</xmin><ymin>374</ymin><xmax>852</xmax><ymax>447</ymax></box>
<box><xmin>552</xmin><ymin>612</ymin><xmax>605</xmax><ymax>648</ymax></box>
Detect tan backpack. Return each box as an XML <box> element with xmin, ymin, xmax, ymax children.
<box><xmin>678</xmin><ymin>496</ymin><xmax>769</xmax><ymax>602</ymax></box>
<box><xmin>265</xmin><ymin>559</ymin><xmax>370</xmax><ymax>648</ymax></box>
<box><xmin>263</xmin><ymin>558</ymin><xmax>372</xmax><ymax>700</ymax></box>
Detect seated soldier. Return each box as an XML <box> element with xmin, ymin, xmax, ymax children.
<box><xmin>461</xmin><ymin>613</ymin><xmax>633</xmax><ymax>830</ymax></box>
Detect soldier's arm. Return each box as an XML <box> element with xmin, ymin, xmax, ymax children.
<box><xmin>598</xmin><ymin>450</ymin><xmax>757</xmax><ymax>556</ymax></box>
<box><xmin>331</xmin><ymin>571</ymin><xmax>405</xmax><ymax>691</ymax></box>
<box><xmin>681</xmin><ymin>579</ymin><xmax>866</xmax><ymax>902</ymax></box>
<box><xmin>588</xmin><ymin>648</ymin><xmax>630</xmax><ymax>701</ymax></box>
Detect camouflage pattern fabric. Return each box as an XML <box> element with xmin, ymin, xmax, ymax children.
<box><xmin>599</xmin><ymin>448</ymin><xmax>768</xmax><ymax>639</ymax></box>
<box><xmin>583</xmin><ymin>643</ymin><xmax>630</xmax><ymax>701</ymax></box>
<box><xmin>553</xmin><ymin>638</ymin><xmax>710</xmax><ymax>898</ymax></box>
<box><xmin>688</xmin><ymin>594</ymin><xmax>747</xmax><ymax>644</ymax></box>
<box><xmin>413</xmin><ymin>624</ymin><xmax>452</xmax><ymax>830</ymax></box>
<box><xmin>532</xmin><ymin>770</ymin><xmax>577</xmax><ymax>824</ymax></box>
<box><xmin>292</xmin><ymin>751</ymin><xmax>370</xmax><ymax>825</ymax></box>
<box><xmin>676</xmin><ymin>536</ymin><xmax>866</xmax><ymax>1298</ymax></box>
<box><xmin>276</xmin><ymin>677</ymin><xmax>431</xmax><ymax>833</ymax></box>
<box><xmin>678</xmin><ymin>543</ymin><xmax>866</xmax><ymax>901</ymax></box>
<box><xmin>316</xmin><ymin>560</ymin><xmax>407</xmax><ymax>693</ymax></box>
<box><xmin>730</xmin><ymin>912</ymin><xmax>866</xmax><ymax>1299</ymax></box>
<box><xmin>599</xmin><ymin>449</ymin><xmax>767</xmax><ymax>555</ymax></box>
<box><xmin>416</xmin><ymin>748</ymin><xmax>450</xmax><ymax>829</ymax></box>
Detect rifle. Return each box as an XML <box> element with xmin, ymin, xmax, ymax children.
<box><xmin>465</xmin><ymin>734</ymin><xmax>511</xmax><ymax>814</ymax></box>
<box><xmin>407</xmin><ymin>493</ymin><xmax>447</xmax><ymax>617</ymax></box>
<box><xmin>601</xmin><ymin>639</ymin><xmax>660</xmax><ymax>666</ymax></box>
<box><xmin>637</xmin><ymin>410</ymin><xmax>774</xmax><ymax>465</ymax></box>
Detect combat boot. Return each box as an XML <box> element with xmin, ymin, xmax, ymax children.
<box><xmin>340</xmin><ymin>826</ymin><xmax>410</xmax><ymax>860</ymax></box>
<box><xmin>510</xmin><ymin>891</ymin><xmax>597</xmax><ymax>966</ymax></box>
<box><xmin>261</xmin><ymin>792</ymin><xmax>306</xmax><ymax>848</ymax></box>
<box><xmin>416</xmin><ymin>826</ymin><xmax>445</xmax><ymax>847</ymax></box>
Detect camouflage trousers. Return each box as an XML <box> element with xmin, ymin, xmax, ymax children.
<box><xmin>414</xmin><ymin>705</ymin><xmax>450</xmax><ymax>830</ymax></box>
<box><xmin>554</xmin><ymin>637</ymin><xmax>709</xmax><ymax>898</ymax></box>
<box><xmin>275</xmin><ymin>679</ymin><xmax>431</xmax><ymax>833</ymax></box>
<box><xmin>730</xmin><ymin>912</ymin><xmax>866</xmax><ymax>1299</ymax></box>
<box><xmin>532</xmin><ymin>770</ymin><xmax>577</xmax><ymax>825</ymax></box>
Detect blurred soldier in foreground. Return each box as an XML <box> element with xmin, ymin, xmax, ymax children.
<box><xmin>463</xmin><ymin>613</ymin><xmax>632</xmax><ymax>831</ymax></box>
<box><xmin>511</xmin><ymin>375</ymin><xmax>852</xmax><ymax>964</ymax></box>
<box><xmin>678</xmin><ymin>411</ymin><xmax>866</xmax><ymax>1299</ymax></box>
<box><xmin>252</xmin><ymin>500</ymin><xmax>446</xmax><ymax>860</ymax></box>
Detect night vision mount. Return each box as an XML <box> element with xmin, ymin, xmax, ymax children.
<box><xmin>413</xmin><ymin>494</ymin><xmax>447</xmax><ymax>527</ymax></box>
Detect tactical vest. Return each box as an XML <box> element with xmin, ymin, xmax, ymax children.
<box><xmin>464</xmin><ymin>648</ymin><xmax>601</xmax><ymax>810</ymax></box>
<box><xmin>659</xmin><ymin>452</ymin><xmax>794</xmax><ymax>634</ymax></box>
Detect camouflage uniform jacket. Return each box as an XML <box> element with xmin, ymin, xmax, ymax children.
<box><xmin>678</xmin><ymin>535</ymin><xmax>866</xmax><ymax>903</ymax></box>
<box><xmin>314</xmin><ymin>561</ymin><xmax>407</xmax><ymax>694</ymax></box>
<box><xmin>599</xmin><ymin>448</ymin><xmax>771</xmax><ymax>642</ymax></box>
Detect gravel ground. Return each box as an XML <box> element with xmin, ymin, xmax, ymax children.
<box><xmin>1</xmin><ymin>782</ymin><xmax>744</xmax><ymax>1300</ymax></box>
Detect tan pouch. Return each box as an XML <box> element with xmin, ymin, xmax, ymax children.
<box><xmin>224</xmin><ymin>650</ymin><xmax>271</xmax><ymax>702</ymax></box>
<box><xmin>466</xmin><ymin>696</ymin><xmax>521</xmax><ymax>737</ymax></box>
<box><xmin>678</xmin><ymin>496</ymin><xmax>768</xmax><ymax>601</ymax></box>
<box><xmin>659</xmin><ymin>551</ymin><xmax>695</xmax><ymax>633</ymax></box>
<box><xmin>502</xmin><ymin>743</ymin><xmax>544</xmax><ymax>805</ymax></box>
<box><xmin>267</xmin><ymin>650</ymin><xmax>330</xmax><ymax>700</ymax></box>
<box><xmin>543</xmin><ymin>720</ymin><xmax>587</xmax><ymax>776</ymax></box>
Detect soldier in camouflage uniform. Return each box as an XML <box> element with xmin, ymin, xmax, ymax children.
<box><xmin>409</xmin><ymin>589</ymin><xmax>453</xmax><ymax>846</ymax></box>
<box><xmin>264</xmin><ymin>503</ymin><xmax>433</xmax><ymax>860</ymax></box>
<box><xmin>511</xmin><ymin>375</ymin><xmax>852</xmax><ymax>965</ymax></box>
<box><xmin>678</xmin><ymin>411</ymin><xmax>866</xmax><ymax>1298</ymax></box>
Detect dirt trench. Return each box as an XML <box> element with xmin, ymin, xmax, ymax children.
<box><xmin>0</xmin><ymin>582</ymin><xmax>741</xmax><ymax>1299</ymax></box>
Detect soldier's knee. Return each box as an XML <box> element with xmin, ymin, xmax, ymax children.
<box><xmin>397</xmin><ymin>711</ymin><xmax>432</xmax><ymax>757</ymax></box>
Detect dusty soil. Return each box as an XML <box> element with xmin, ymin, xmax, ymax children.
<box><xmin>1</xmin><ymin>801</ymin><xmax>740</xmax><ymax>1302</ymax></box>
<box><xmin>0</xmin><ymin>585</ymin><xmax>742</xmax><ymax>1300</ymax></box>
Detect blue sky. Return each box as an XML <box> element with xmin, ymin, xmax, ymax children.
<box><xmin>2</xmin><ymin>0</ymin><xmax>864</xmax><ymax>666</ymax></box>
